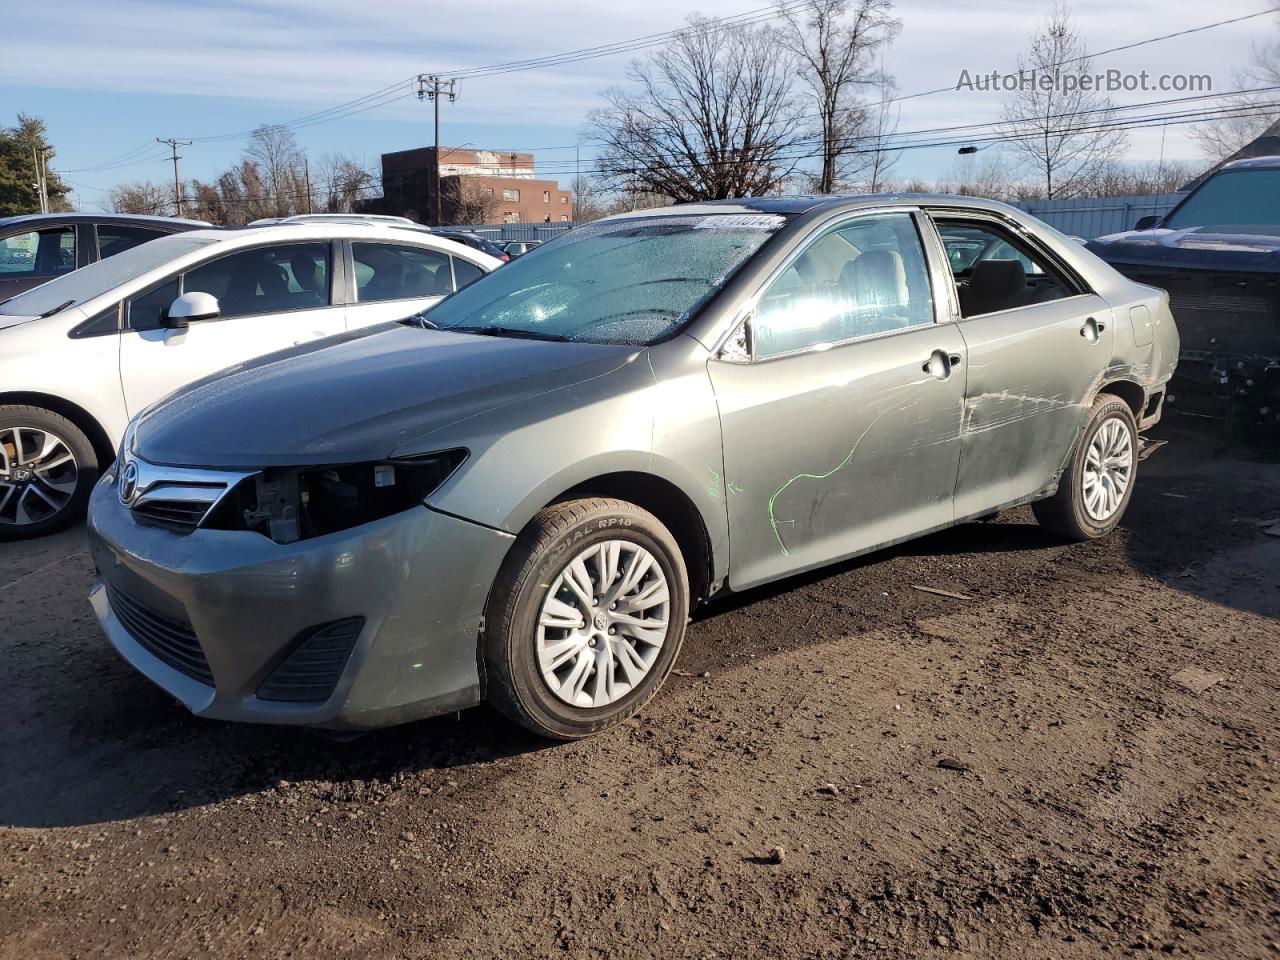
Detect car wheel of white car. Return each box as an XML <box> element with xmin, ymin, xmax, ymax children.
<box><xmin>1033</xmin><ymin>394</ymin><xmax>1139</xmax><ymax>542</ymax></box>
<box><xmin>484</xmin><ymin>497</ymin><xmax>690</xmax><ymax>740</ymax></box>
<box><xmin>0</xmin><ymin>405</ymin><xmax>98</xmax><ymax>540</ymax></box>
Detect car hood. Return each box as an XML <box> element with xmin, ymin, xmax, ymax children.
<box><xmin>133</xmin><ymin>324</ymin><xmax>640</xmax><ymax>468</ymax></box>
<box><xmin>1087</xmin><ymin>226</ymin><xmax>1280</xmax><ymax>273</ymax></box>
<box><xmin>0</xmin><ymin>314</ymin><xmax>40</xmax><ymax>333</ymax></box>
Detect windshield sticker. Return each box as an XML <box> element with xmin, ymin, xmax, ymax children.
<box><xmin>695</xmin><ymin>214</ymin><xmax>786</xmax><ymax>231</ymax></box>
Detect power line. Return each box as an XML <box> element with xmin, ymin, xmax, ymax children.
<box><xmin>61</xmin><ymin>5</ymin><xmax>1279</xmax><ymax>181</ymax></box>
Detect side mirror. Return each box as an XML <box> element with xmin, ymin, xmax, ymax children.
<box><xmin>1134</xmin><ymin>215</ymin><xmax>1161</xmax><ymax>231</ymax></box>
<box><xmin>163</xmin><ymin>292</ymin><xmax>220</xmax><ymax>327</ymax></box>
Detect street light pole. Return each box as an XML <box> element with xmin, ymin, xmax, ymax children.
<box><xmin>417</xmin><ymin>75</ymin><xmax>458</xmax><ymax>226</ymax></box>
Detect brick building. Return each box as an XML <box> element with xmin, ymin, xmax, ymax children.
<box><xmin>378</xmin><ymin>146</ymin><xmax>573</xmax><ymax>225</ymax></box>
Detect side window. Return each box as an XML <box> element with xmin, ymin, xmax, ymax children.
<box><xmin>0</xmin><ymin>230</ymin><xmax>38</xmax><ymax>275</ymax></box>
<box><xmin>352</xmin><ymin>243</ymin><xmax>453</xmax><ymax>303</ymax></box>
<box><xmin>753</xmin><ymin>212</ymin><xmax>935</xmax><ymax>360</ymax></box>
<box><xmin>97</xmin><ymin>224</ymin><xmax>165</xmax><ymax>261</ymax></box>
<box><xmin>128</xmin><ymin>278</ymin><xmax>180</xmax><ymax>331</ymax></box>
<box><xmin>936</xmin><ymin>221</ymin><xmax>1077</xmax><ymax>318</ymax></box>
<box><xmin>0</xmin><ymin>227</ymin><xmax>74</xmax><ymax>277</ymax></box>
<box><xmin>183</xmin><ymin>243</ymin><xmax>330</xmax><ymax>319</ymax></box>
<box><xmin>452</xmin><ymin>257</ymin><xmax>484</xmax><ymax>290</ymax></box>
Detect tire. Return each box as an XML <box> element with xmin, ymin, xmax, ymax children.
<box><xmin>1033</xmin><ymin>394</ymin><xmax>1138</xmax><ymax>542</ymax></box>
<box><xmin>0</xmin><ymin>405</ymin><xmax>99</xmax><ymax>541</ymax></box>
<box><xmin>483</xmin><ymin>497</ymin><xmax>690</xmax><ymax>740</ymax></box>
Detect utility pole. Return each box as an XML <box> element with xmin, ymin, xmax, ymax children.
<box><xmin>304</xmin><ymin>157</ymin><xmax>314</xmax><ymax>213</ymax></box>
<box><xmin>31</xmin><ymin>147</ymin><xmax>48</xmax><ymax>214</ymax></box>
<box><xmin>417</xmin><ymin>75</ymin><xmax>457</xmax><ymax>226</ymax></box>
<box><xmin>157</xmin><ymin>138</ymin><xmax>192</xmax><ymax>217</ymax></box>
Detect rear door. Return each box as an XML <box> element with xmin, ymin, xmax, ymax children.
<box><xmin>344</xmin><ymin>241</ymin><xmax>484</xmax><ymax>329</ymax></box>
<box><xmin>0</xmin><ymin>223</ymin><xmax>77</xmax><ymax>299</ymax></box>
<box><xmin>927</xmin><ymin>213</ymin><xmax>1115</xmax><ymax>518</ymax></box>
<box><xmin>94</xmin><ymin>222</ymin><xmax>170</xmax><ymax>263</ymax></box>
<box><xmin>119</xmin><ymin>240</ymin><xmax>347</xmax><ymax>415</ymax></box>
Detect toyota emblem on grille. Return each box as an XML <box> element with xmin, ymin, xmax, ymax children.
<box><xmin>119</xmin><ymin>460</ymin><xmax>139</xmax><ymax>505</ymax></box>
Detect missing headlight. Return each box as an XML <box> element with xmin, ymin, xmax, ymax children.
<box><xmin>205</xmin><ymin>450</ymin><xmax>467</xmax><ymax>544</ymax></box>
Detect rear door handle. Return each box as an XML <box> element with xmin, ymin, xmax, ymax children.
<box><xmin>922</xmin><ymin>350</ymin><xmax>960</xmax><ymax>380</ymax></box>
<box><xmin>1080</xmin><ymin>317</ymin><xmax>1106</xmax><ymax>342</ymax></box>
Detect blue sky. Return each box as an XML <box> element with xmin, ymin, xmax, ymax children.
<box><xmin>3</xmin><ymin>0</ymin><xmax>1271</xmax><ymax>210</ymax></box>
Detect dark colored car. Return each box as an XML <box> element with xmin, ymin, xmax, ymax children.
<box><xmin>432</xmin><ymin>231</ymin><xmax>510</xmax><ymax>262</ymax></box>
<box><xmin>1086</xmin><ymin>156</ymin><xmax>1280</xmax><ymax>361</ymax></box>
<box><xmin>0</xmin><ymin>213</ymin><xmax>208</xmax><ymax>300</ymax></box>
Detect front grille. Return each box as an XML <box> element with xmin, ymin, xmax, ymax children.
<box><xmin>132</xmin><ymin>497</ymin><xmax>215</xmax><ymax>533</ymax></box>
<box><xmin>107</xmin><ymin>585</ymin><xmax>214</xmax><ymax>686</ymax></box>
<box><xmin>256</xmin><ymin>618</ymin><xmax>364</xmax><ymax>702</ymax></box>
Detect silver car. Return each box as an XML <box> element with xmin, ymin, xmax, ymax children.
<box><xmin>86</xmin><ymin>195</ymin><xmax>1178</xmax><ymax>739</ymax></box>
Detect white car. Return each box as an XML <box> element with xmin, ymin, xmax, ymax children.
<box><xmin>0</xmin><ymin>222</ymin><xmax>499</xmax><ymax>538</ymax></box>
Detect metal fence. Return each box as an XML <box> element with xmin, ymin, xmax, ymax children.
<box><xmin>1012</xmin><ymin>193</ymin><xmax>1184</xmax><ymax>240</ymax></box>
<box><xmin>446</xmin><ymin>223</ymin><xmax>576</xmax><ymax>243</ymax></box>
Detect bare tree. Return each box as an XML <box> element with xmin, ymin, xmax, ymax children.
<box><xmin>568</xmin><ymin>174</ymin><xmax>607</xmax><ymax>222</ymax></box>
<box><xmin>588</xmin><ymin>15</ymin><xmax>807</xmax><ymax>201</ymax></box>
<box><xmin>945</xmin><ymin>151</ymin><xmax>1017</xmax><ymax>200</ymax></box>
<box><xmin>1190</xmin><ymin>21</ymin><xmax>1280</xmax><ymax>161</ymax></box>
<box><xmin>857</xmin><ymin>73</ymin><xmax>901</xmax><ymax>191</ymax></box>
<box><xmin>245</xmin><ymin>124</ymin><xmax>305</xmax><ymax>217</ymax></box>
<box><xmin>318</xmin><ymin>154</ymin><xmax>375</xmax><ymax>213</ymax></box>
<box><xmin>109</xmin><ymin>180</ymin><xmax>170</xmax><ymax>215</ymax></box>
<box><xmin>1001</xmin><ymin>6</ymin><xmax>1128</xmax><ymax>199</ymax></box>
<box><xmin>441</xmin><ymin>178</ymin><xmax>500</xmax><ymax>224</ymax></box>
<box><xmin>774</xmin><ymin>0</ymin><xmax>900</xmax><ymax>194</ymax></box>
<box><xmin>1087</xmin><ymin>158</ymin><xmax>1198</xmax><ymax>197</ymax></box>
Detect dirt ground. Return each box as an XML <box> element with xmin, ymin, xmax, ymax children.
<box><xmin>1</xmin><ymin>416</ymin><xmax>1277</xmax><ymax>960</ymax></box>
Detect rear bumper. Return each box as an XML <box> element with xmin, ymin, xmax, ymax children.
<box><xmin>87</xmin><ymin>473</ymin><xmax>514</xmax><ymax>730</ymax></box>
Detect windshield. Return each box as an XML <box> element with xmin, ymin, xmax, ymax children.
<box><xmin>423</xmin><ymin>214</ymin><xmax>788</xmax><ymax>344</ymax></box>
<box><xmin>1165</xmin><ymin>170</ymin><xmax>1280</xmax><ymax>233</ymax></box>
<box><xmin>0</xmin><ymin>234</ymin><xmax>214</xmax><ymax>316</ymax></box>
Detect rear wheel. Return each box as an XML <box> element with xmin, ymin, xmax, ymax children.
<box><xmin>484</xmin><ymin>497</ymin><xmax>689</xmax><ymax>740</ymax></box>
<box><xmin>1033</xmin><ymin>394</ymin><xmax>1138</xmax><ymax>541</ymax></box>
<box><xmin>0</xmin><ymin>405</ymin><xmax>98</xmax><ymax>540</ymax></box>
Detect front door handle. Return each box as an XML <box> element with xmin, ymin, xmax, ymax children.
<box><xmin>923</xmin><ymin>349</ymin><xmax>959</xmax><ymax>380</ymax></box>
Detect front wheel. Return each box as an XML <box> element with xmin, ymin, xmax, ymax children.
<box><xmin>0</xmin><ymin>405</ymin><xmax>99</xmax><ymax>540</ymax></box>
<box><xmin>1033</xmin><ymin>394</ymin><xmax>1138</xmax><ymax>541</ymax></box>
<box><xmin>483</xmin><ymin>497</ymin><xmax>689</xmax><ymax>740</ymax></box>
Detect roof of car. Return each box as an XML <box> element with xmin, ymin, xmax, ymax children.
<box><xmin>0</xmin><ymin>212</ymin><xmax>209</xmax><ymax>228</ymax></box>
<box><xmin>604</xmin><ymin>193</ymin><xmax>1031</xmax><ymax>221</ymax></box>
<box><xmin>1217</xmin><ymin>154</ymin><xmax>1280</xmax><ymax>171</ymax></box>
<box><xmin>175</xmin><ymin>222</ymin><xmax>501</xmax><ymax>262</ymax></box>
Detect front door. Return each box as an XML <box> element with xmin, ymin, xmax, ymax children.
<box><xmin>121</xmin><ymin>241</ymin><xmax>347</xmax><ymax>416</ymax></box>
<box><xmin>709</xmin><ymin>210</ymin><xmax>967</xmax><ymax>590</ymax></box>
<box><xmin>929</xmin><ymin>216</ymin><xmax>1115</xmax><ymax>518</ymax></box>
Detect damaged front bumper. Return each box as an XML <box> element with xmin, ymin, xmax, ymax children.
<box><xmin>87</xmin><ymin>471</ymin><xmax>515</xmax><ymax>730</ymax></box>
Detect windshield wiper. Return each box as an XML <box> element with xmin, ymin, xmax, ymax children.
<box><xmin>397</xmin><ymin>313</ymin><xmax>439</xmax><ymax>330</ymax></box>
<box><xmin>37</xmin><ymin>300</ymin><xmax>75</xmax><ymax>318</ymax></box>
<box><xmin>447</xmin><ymin>325</ymin><xmax>575</xmax><ymax>342</ymax></box>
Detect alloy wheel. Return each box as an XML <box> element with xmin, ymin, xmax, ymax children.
<box><xmin>1081</xmin><ymin>417</ymin><xmax>1133</xmax><ymax>522</ymax></box>
<box><xmin>536</xmin><ymin>539</ymin><xmax>671</xmax><ymax>708</ymax></box>
<box><xmin>0</xmin><ymin>426</ymin><xmax>80</xmax><ymax>528</ymax></box>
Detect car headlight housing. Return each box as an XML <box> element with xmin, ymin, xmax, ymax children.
<box><xmin>204</xmin><ymin>450</ymin><xmax>467</xmax><ymax>544</ymax></box>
